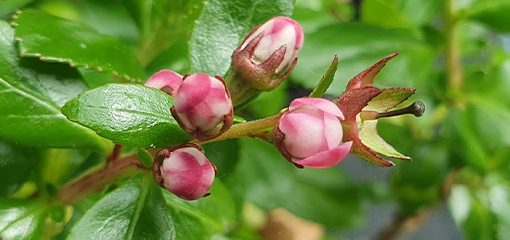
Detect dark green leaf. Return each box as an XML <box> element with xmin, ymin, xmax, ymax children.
<box><xmin>0</xmin><ymin>139</ymin><xmax>39</xmax><ymax>197</ymax></box>
<box><xmin>163</xmin><ymin>180</ymin><xmax>236</xmax><ymax>239</ymax></box>
<box><xmin>61</xmin><ymin>84</ymin><xmax>191</xmax><ymax>148</ymax></box>
<box><xmin>228</xmin><ymin>138</ymin><xmax>364</xmax><ymax>229</ymax></box>
<box><xmin>465</xmin><ymin>0</ymin><xmax>510</xmax><ymax>32</ymax></box>
<box><xmin>67</xmin><ymin>173</ymin><xmax>175</xmax><ymax>240</ymax></box>
<box><xmin>202</xmin><ymin>139</ymin><xmax>240</xmax><ymax>178</ymax></box>
<box><xmin>190</xmin><ymin>0</ymin><xmax>294</xmax><ymax>76</ymax></box>
<box><xmin>290</xmin><ymin>22</ymin><xmax>435</xmax><ymax>95</ymax></box>
<box><xmin>13</xmin><ymin>9</ymin><xmax>145</xmax><ymax>81</ymax></box>
<box><xmin>309</xmin><ymin>55</ymin><xmax>338</xmax><ymax>98</ymax></box>
<box><xmin>0</xmin><ymin>20</ymin><xmax>109</xmax><ymax>152</ymax></box>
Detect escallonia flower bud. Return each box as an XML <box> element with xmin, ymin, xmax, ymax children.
<box><xmin>228</xmin><ymin>16</ymin><xmax>304</xmax><ymax>106</ymax></box>
<box><xmin>273</xmin><ymin>98</ymin><xmax>353</xmax><ymax>168</ymax></box>
<box><xmin>171</xmin><ymin>73</ymin><xmax>234</xmax><ymax>141</ymax></box>
<box><xmin>153</xmin><ymin>143</ymin><xmax>216</xmax><ymax>200</ymax></box>
<box><xmin>144</xmin><ymin>70</ymin><xmax>183</xmax><ymax>96</ymax></box>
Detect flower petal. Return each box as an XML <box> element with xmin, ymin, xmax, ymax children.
<box><xmin>293</xmin><ymin>141</ymin><xmax>353</xmax><ymax>168</ymax></box>
<box><xmin>290</xmin><ymin>97</ymin><xmax>344</xmax><ymax>120</ymax></box>
<box><xmin>145</xmin><ymin>70</ymin><xmax>183</xmax><ymax>93</ymax></box>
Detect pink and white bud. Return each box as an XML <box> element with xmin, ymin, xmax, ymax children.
<box><xmin>240</xmin><ymin>16</ymin><xmax>304</xmax><ymax>74</ymax></box>
<box><xmin>153</xmin><ymin>144</ymin><xmax>216</xmax><ymax>200</ymax></box>
<box><xmin>171</xmin><ymin>73</ymin><xmax>233</xmax><ymax>141</ymax></box>
<box><xmin>144</xmin><ymin>70</ymin><xmax>183</xmax><ymax>96</ymax></box>
<box><xmin>229</xmin><ymin>17</ymin><xmax>304</xmax><ymax>105</ymax></box>
<box><xmin>273</xmin><ymin>98</ymin><xmax>352</xmax><ymax>168</ymax></box>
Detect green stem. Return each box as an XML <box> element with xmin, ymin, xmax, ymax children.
<box><xmin>444</xmin><ymin>0</ymin><xmax>463</xmax><ymax>93</ymax></box>
<box><xmin>58</xmin><ymin>154</ymin><xmax>147</xmax><ymax>205</ymax></box>
<box><xmin>201</xmin><ymin>112</ymin><xmax>283</xmax><ymax>144</ymax></box>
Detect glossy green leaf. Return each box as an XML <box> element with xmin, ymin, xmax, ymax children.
<box><xmin>228</xmin><ymin>138</ymin><xmax>364</xmax><ymax>229</ymax></box>
<box><xmin>190</xmin><ymin>0</ymin><xmax>294</xmax><ymax>76</ymax></box>
<box><xmin>309</xmin><ymin>55</ymin><xmax>338</xmax><ymax>98</ymax></box>
<box><xmin>163</xmin><ymin>180</ymin><xmax>236</xmax><ymax>239</ymax></box>
<box><xmin>67</xmin><ymin>173</ymin><xmax>175</xmax><ymax>240</ymax></box>
<box><xmin>62</xmin><ymin>84</ymin><xmax>191</xmax><ymax>148</ymax></box>
<box><xmin>465</xmin><ymin>0</ymin><xmax>510</xmax><ymax>32</ymax></box>
<box><xmin>13</xmin><ymin>9</ymin><xmax>145</xmax><ymax>81</ymax></box>
<box><xmin>0</xmin><ymin>139</ymin><xmax>39</xmax><ymax>197</ymax></box>
<box><xmin>0</xmin><ymin>198</ymin><xmax>49</xmax><ymax>240</ymax></box>
<box><xmin>202</xmin><ymin>139</ymin><xmax>240</xmax><ymax>178</ymax></box>
<box><xmin>0</xmin><ymin>20</ymin><xmax>109</xmax><ymax>152</ymax></box>
<box><xmin>290</xmin><ymin>22</ymin><xmax>434</xmax><ymax>95</ymax></box>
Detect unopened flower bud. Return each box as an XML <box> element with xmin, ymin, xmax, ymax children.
<box><xmin>144</xmin><ymin>70</ymin><xmax>183</xmax><ymax>96</ymax></box>
<box><xmin>171</xmin><ymin>73</ymin><xmax>234</xmax><ymax>141</ymax></box>
<box><xmin>228</xmin><ymin>17</ymin><xmax>304</xmax><ymax>106</ymax></box>
<box><xmin>153</xmin><ymin>144</ymin><xmax>216</xmax><ymax>200</ymax></box>
<box><xmin>273</xmin><ymin>98</ymin><xmax>352</xmax><ymax>168</ymax></box>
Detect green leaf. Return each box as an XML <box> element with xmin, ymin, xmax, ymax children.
<box><xmin>448</xmin><ymin>185</ymin><xmax>495</xmax><ymax>240</ymax></box>
<box><xmin>290</xmin><ymin>22</ymin><xmax>435</xmax><ymax>95</ymax></box>
<box><xmin>202</xmin><ymin>139</ymin><xmax>241</xmax><ymax>178</ymax></box>
<box><xmin>359</xmin><ymin>120</ymin><xmax>411</xmax><ymax>160</ymax></box>
<box><xmin>38</xmin><ymin>149</ymin><xmax>93</xmax><ymax>191</ymax></box>
<box><xmin>0</xmin><ymin>198</ymin><xmax>55</xmax><ymax>240</ymax></box>
<box><xmin>489</xmin><ymin>184</ymin><xmax>510</xmax><ymax>240</ymax></box>
<box><xmin>61</xmin><ymin>84</ymin><xmax>191</xmax><ymax>148</ymax></box>
<box><xmin>390</xmin><ymin>142</ymin><xmax>448</xmax><ymax>214</ymax></box>
<box><xmin>136</xmin><ymin>148</ymin><xmax>153</xmax><ymax>168</ymax></box>
<box><xmin>0</xmin><ymin>139</ymin><xmax>39</xmax><ymax>197</ymax></box>
<box><xmin>361</xmin><ymin>0</ymin><xmax>440</xmax><ymax>28</ymax></box>
<box><xmin>246</xmin><ymin>82</ymin><xmax>288</xmax><ymax>118</ymax></box>
<box><xmin>0</xmin><ymin>20</ymin><xmax>109</xmax><ymax>152</ymax></box>
<box><xmin>163</xmin><ymin>180</ymin><xmax>236</xmax><ymax>239</ymax></box>
<box><xmin>465</xmin><ymin>0</ymin><xmax>510</xmax><ymax>32</ymax></box>
<box><xmin>13</xmin><ymin>9</ymin><xmax>145</xmax><ymax>81</ymax></box>
<box><xmin>190</xmin><ymin>0</ymin><xmax>294</xmax><ymax>76</ymax></box>
<box><xmin>123</xmin><ymin>0</ymin><xmax>203</xmax><ymax>66</ymax></box>
<box><xmin>227</xmin><ymin>138</ymin><xmax>364</xmax><ymax>229</ymax></box>
<box><xmin>67</xmin><ymin>173</ymin><xmax>175</xmax><ymax>240</ymax></box>
<box><xmin>309</xmin><ymin>55</ymin><xmax>338</xmax><ymax>98</ymax></box>
<box><xmin>0</xmin><ymin>0</ymin><xmax>33</xmax><ymax>16</ymax></box>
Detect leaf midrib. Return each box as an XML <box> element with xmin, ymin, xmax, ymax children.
<box><xmin>78</xmin><ymin>104</ymin><xmax>175</xmax><ymax>122</ymax></box>
<box><xmin>0</xmin><ymin>77</ymin><xmax>60</xmax><ymax>114</ymax></box>
<box><xmin>124</xmin><ymin>175</ymin><xmax>151</xmax><ymax>240</ymax></box>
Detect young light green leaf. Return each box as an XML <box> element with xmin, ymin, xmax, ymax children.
<box><xmin>0</xmin><ymin>20</ymin><xmax>110</xmax><ymax>153</ymax></box>
<box><xmin>309</xmin><ymin>55</ymin><xmax>339</xmax><ymax>98</ymax></box>
<box><xmin>61</xmin><ymin>84</ymin><xmax>191</xmax><ymax>148</ymax></box>
<box><xmin>190</xmin><ymin>0</ymin><xmax>294</xmax><ymax>76</ymax></box>
<box><xmin>67</xmin><ymin>173</ymin><xmax>175</xmax><ymax>240</ymax></box>
<box><xmin>13</xmin><ymin>9</ymin><xmax>145</xmax><ymax>81</ymax></box>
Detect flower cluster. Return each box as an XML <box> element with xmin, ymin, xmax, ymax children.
<box><xmin>144</xmin><ymin>17</ymin><xmax>423</xmax><ymax>201</ymax></box>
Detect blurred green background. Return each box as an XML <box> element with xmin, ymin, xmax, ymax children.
<box><xmin>1</xmin><ymin>0</ymin><xmax>510</xmax><ymax>239</ymax></box>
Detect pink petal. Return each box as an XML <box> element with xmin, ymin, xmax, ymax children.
<box><xmin>290</xmin><ymin>97</ymin><xmax>344</xmax><ymax>120</ymax></box>
<box><xmin>145</xmin><ymin>70</ymin><xmax>183</xmax><ymax>92</ymax></box>
<box><xmin>293</xmin><ymin>141</ymin><xmax>353</xmax><ymax>168</ymax></box>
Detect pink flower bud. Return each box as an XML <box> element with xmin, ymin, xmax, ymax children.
<box><xmin>144</xmin><ymin>70</ymin><xmax>183</xmax><ymax>96</ymax></box>
<box><xmin>240</xmin><ymin>16</ymin><xmax>304</xmax><ymax>74</ymax></box>
<box><xmin>171</xmin><ymin>73</ymin><xmax>234</xmax><ymax>141</ymax></box>
<box><xmin>153</xmin><ymin>144</ymin><xmax>216</xmax><ymax>200</ymax></box>
<box><xmin>273</xmin><ymin>98</ymin><xmax>352</xmax><ymax>168</ymax></box>
<box><xmin>229</xmin><ymin>17</ymin><xmax>304</xmax><ymax>103</ymax></box>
